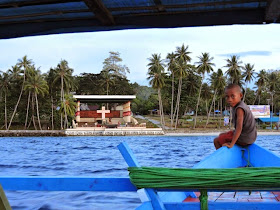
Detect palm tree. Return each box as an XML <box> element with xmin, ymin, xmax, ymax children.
<box><xmin>267</xmin><ymin>72</ymin><xmax>278</xmax><ymax>114</ymax></box>
<box><xmin>0</xmin><ymin>70</ymin><xmax>11</xmax><ymax>129</ymax></box>
<box><xmin>100</xmin><ymin>69</ymin><xmax>116</xmax><ymax>95</ymax></box>
<box><xmin>242</xmin><ymin>63</ymin><xmax>255</xmax><ymax>102</ymax></box>
<box><xmin>183</xmin><ymin>71</ymin><xmax>200</xmax><ymax>115</ymax></box>
<box><xmin>193</xmin><ymin>52</ymin><xmax>215</xmax><ymax>128</ymax></box>
<box><xmin>201</xmin><ymin>83</ymin><xmax>212</xmax><ymax>115</ymax></box>
<box><xmin>54</xmin><ymin>60</ymin><xmax>73</xmax><ymax>129</ymax></box>
<box><xmin>8</xmin><ymin>55</ymin><xmax>32</xmax><ymax>130</ymax></box>
<box><xmin>225</xmin><ymin>55</ymin><xmax>243</xmax><ymax>85</ymax></box>
<box><xmin>46</xmin><ymin>68</ymin><xmax>58</xmax><ymax>130</ymax></box>
<box><xmin>59</xmin><ymin>94</ymin><xmax>76</xmax><ymax>127</ymax></box>
<box><xmin>9</xmin><ymin>65</ymin><xmax>21</xmax><ymax>81</ymax></box>
<box><xmin>24</xmin><ymin>66</ymin><xmax>35</xmax><ymax>129</ymax></box>
<box><xmin>205</xmin><ymin>69</ymin><xmax>226</xmax><ymax>128</ymax></box>
<box><xmin>174</xmin><ymin>44</ymin><xmax>192</xmax><ymax>129</ymax></box>
<box><xmin>24</xmin><ymin>68</ymin><xmax>48</xmax><ymax>130</ymax></box>
<box><xmin>166</xmin><ymin>52</ymin><xmax>176</xmax><ymax>128</ymax></box>
<box><xmin>147</xmin><ymin>54</ymin><xmax>166</xmax><ymax>127</ymax></box>
<box><xmin>254</xmin><ymin>70</ymin><xmax>267</xmax><ymax>105</ymax></box>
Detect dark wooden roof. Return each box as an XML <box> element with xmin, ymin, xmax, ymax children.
<box><xmin>0</xmin><ymin>0</ymin><xmax>279</xmax><ymax>39</ymax></box>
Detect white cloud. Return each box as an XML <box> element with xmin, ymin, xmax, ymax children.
<box><xmin>0</xmin><ymin>24</ymin><xmax>280</xmax><ymax>86</ymax></box>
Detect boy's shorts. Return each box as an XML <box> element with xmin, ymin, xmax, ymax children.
<box><xmin>217</xmin><ymin>131</ymin><xmax>234</xmax><ymax>145</ymax></box>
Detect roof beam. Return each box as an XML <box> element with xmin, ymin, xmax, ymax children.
<box><xmin>83</xmin><ymin>0</ymin><xmax>115</xmax><ymax>25</ymax></box>
<box><xmin>0</xmin><ymin>8</ymin><xmax>265</xmax><ymax>39</ymax></box>
<box><xmin>153</xmin><ymin>0</ymin><xmax>166</xmax><ymax>12</ymax></box>
<box><xmin>0</xmin><ymin>9</ymin><xmax>89</xmax><ymax>20</ymax></box>
<box><xmin>0</xmin><ymin>0</ymin><xmax>81</xmax><ymax>9</ymax></box>
<box><xmin>265</xmin><ymin>0</ymin><xmax>280</xmax><ymax>22</ymax></box>
<box><xmin>110</xmin><ymin>0</ymin><xmax>266</xmax><ymax>11</ymax></box>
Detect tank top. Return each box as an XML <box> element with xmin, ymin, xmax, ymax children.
<box><xmin>232</xmin><ymin>101</ymin><xmax>257</xmax><ymax>144</ymax></box>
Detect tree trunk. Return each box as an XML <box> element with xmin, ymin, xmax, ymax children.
<box><xmin>214</xmin><ymin>98</ymin><xmax>216</xmax><ymax>119</ymax></box>
<box><xmin>62</xmin><ymin>77</ymin><xmax>68</xmax><ymax>129</ymax></box>
<box><xmin>160</xmin><ymin>95</ymin><xmax>165</xmax><ymax>127</ymax></box>
<box><xmin>219</xmin><ymin>98</ymin><xmax>222</xmax><ymax>128</ymax></box>
<box><xmin>194</xmin><ymin>76</ymin><xmax>204</xmax><ymax>129</ymax></box>
<box><xmin>184</xmin><ymin>103</ymin><xmax>189</xmax><ymax>115</ymax></box>
<box><xmin>271</xmin><ymin>93</ymin><xmax>274</xmax><ymax>115</ymax></box>
<box><xmin>60</xmin><ymin>76</ymin><xmax>63</xmax><ymax>129</ymax></box>
<box><xmin>106</xmin><ymin>82</ymin><xmax>109</xmax><ymax>109</ymax></box>
<box><xmin>205</xmin><ymin>100</ymin><xmax>208</xmax><ymax>115</ymax></box>
<box><xmin>253</xmin><ymin>95</ymin><xmax>257</xmax><ymax>105</ymax></box>
<box><xmin>205</xmin><ymin>89</ymin><xmax>217</xmax><ymax>128</ymax></box>
<box><xmin>4</xmin><ymin>92</ymin><xmax>7</xmax><ymax>130</ymax></box>
<box><xmin>35</xmin><ymin>92</ymin><xmax>42</xmax><ymax>130</ymax></box>
<box><xmin>25</xmin><ymin>91</ymin><xmax>31</xmax><ymax>129</ymax></box>
<box><xmin>243</xmin><ymin>83</ymin><xmax>248</xmax><ymax>102</ymax></box>
<box><xmin>8</xmin><ymin>69</ymin><xmax>26</xmax><ymax>130</ymax></box>
<box><xmin>170</xmin><ymin>72</ymin><xmax>174</xmax><ymax>128</ymax></box>
<box><xmin>158</xmin><ymin>88</ymin><xmax>165</xmax><ymax>129</ymax></box>
<box><xmin>51</xmin><ymin>95</ymin><xmax>54</xmax><ymax>130</ymax></box>
<box><xmin>175</xmin><ymin>77</ymin><xmax>182</xmax><ymax>129</ymax></box>
<box><xmin>31</xmin><ymin>93</ymin><xmax>37</xmax><ymax>130</ymax></box>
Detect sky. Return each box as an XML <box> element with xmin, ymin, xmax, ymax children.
<box><xmin>0</xmin><ymin>24</ymin><xmax>280</xmax><ymax>88</ymax></box>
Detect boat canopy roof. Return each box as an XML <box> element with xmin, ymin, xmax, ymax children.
<box><xmin>0</xmin><ymin>0</ymin><xmax>279</xmax><ymax>39</ymax></box>
<box><xmin>258</xmin><ymin>117</ymin><xmax>280</xmax><ymax>123</ymax></box>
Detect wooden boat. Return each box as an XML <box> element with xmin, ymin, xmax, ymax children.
<box><xmin>118</xmin><ymin>142</ymin><xmax>280</xmax><ymax>210</ymax></box>
<box><xmin>0</xmin><ymin>142</ymin><xmax>280</xmax><ymax>209</ymax></box>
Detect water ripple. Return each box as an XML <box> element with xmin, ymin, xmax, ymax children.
<box><xmin>0</xmin><ymin>135</ymin><xmax>279</xmax><ymax>209</ymax></box>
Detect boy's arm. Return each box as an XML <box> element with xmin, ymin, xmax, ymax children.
<box><xmin>223</xmin><ymin>108</ymin><xmax>244</xmax><ymax>148</ymax></box>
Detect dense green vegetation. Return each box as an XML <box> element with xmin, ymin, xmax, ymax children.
<box><xmin>146</xmin><ymin>44</ymin><xmax>280</xmax><ymax>129</ymax></box>
<box><xmin>0</xmin><ymin>47</ymin><xmax>279</xmax><ymax>130</ymax></box>
<box><xmin>0</xmin><ymin>52</ymin><xmax>135</xmax><ymax>130</ymax></box>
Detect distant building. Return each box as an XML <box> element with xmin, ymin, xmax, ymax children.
<box><xmin>73</xmin><ymin>95</ymin><xmax>136</xmax><ymax>127</ymax></box>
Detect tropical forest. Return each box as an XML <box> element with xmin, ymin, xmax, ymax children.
<box><xmin>0</xmin><ymin>45</ymin><xmax>279</xmax><ymax>130</ymax></box>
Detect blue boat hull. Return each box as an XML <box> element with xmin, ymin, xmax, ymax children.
<box><xmin>136</xmin><ymin>144</ymin><xmax>280</xmax><ymax>209</ymax></box>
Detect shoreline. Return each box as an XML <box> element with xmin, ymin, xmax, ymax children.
<box><xmin>165</xmin><ymin>131</ymin><xmax>280</xmax><ymax>136</ymax></box>
<box><xmin>0</xmin><ymin>129</ymin><xmax>279</xmax><ymax>137</ymax></box>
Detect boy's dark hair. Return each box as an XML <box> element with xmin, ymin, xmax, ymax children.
<box><xmin>225</xmin><ymin>84</ymin><xmax>242</xmax><ymax>93</ymax></box>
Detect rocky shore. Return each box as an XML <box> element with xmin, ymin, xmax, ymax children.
<box><xmin>0</xmin><ymin>130</ymin><xmax>66</xmax><ymax>137</ymax></box>
<box><xmin>0</xmin><ymin>129</ymin><xmax>279</xmax><ymax>137</ymax></box>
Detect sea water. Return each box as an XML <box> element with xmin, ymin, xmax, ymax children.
<box><xmin>0</xmin><ymin>135</ymin><xmax>279</xmax><ymax>210</ymax></box>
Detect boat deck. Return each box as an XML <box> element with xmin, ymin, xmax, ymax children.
<box><xmin>184</xmin><ymin>191</ymin><xmax>280</xmax><ymax>202</ymax></box>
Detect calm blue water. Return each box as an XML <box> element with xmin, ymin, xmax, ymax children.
<box><xmin>0</xmin><ymin>135</ymin><xmax>280</xmax><ymax>210</ymax></box>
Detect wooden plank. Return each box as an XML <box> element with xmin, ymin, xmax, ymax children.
<box><xmin>0</xmin><ymin>177</ymin><xmax>137</xmax><ymax>191</ymax></box>
<box><xmin>265</xmin><ymin>0</ymin><xmax>280</xmax><ymax>22</ymax></box>
<box><xmin>153</xmin><ymin>0</ymin><xmax>165</xmax><ymax>12</ymax></box>
<box><xmin>248</xmin><ymin>144</ymin><xmax>280</xmax><ymax>167</ymax></box>
<box><xmin>0</xmin><ymin>9</ymin><xmax>90</xmax><ymax>20</ymax></box>
<box><xmin>0</xmin><ymin>0</ymin><xmax>80</xmax><ymax>9</ymax></box>
<box><xmin>0</xmin><ymin>184</ymin><xmax>12</xmax><ymax>210</ymax></box>
<box><xmin>117</xmin><ymin>142</ymin><xmax>140</xmax><ymax>167</ymax></box>
<box><xmin>193</xmin><ymin>145</ymin><xmax>244</xmax><ymax>168</ymax></box>
<box><xmin>83</xmin><ymin>0</ymin><xmax>115</xmax><ymax>25</ymax></box>
<box><xmin>118</xmin><ymin>142</ymin><xmax>166</xmax><ymax>210</ymax></box>
<box><xmin>110</xmin><ymin>0</ymin><xmax>267</xmax><ymax>11</ymax></box>
<box><xmin>163</xmin><ymin>202</ymin><xmax>280</xmax><ymax>209</ymax></box>
<box><xmin>136</xmin><ymin>201</ymin><xmax>153</xmax><ymax>210</ymax></box>
<box><xmin>0</xmin><ymin>8</ymin><xmax>265</xmax><ymax>39</ymax></box>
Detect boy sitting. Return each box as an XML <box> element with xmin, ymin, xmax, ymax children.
<box><xmin>214</xmin><ymin>84</ymin><xmax>257</xmax><ymax>149</ymax></box>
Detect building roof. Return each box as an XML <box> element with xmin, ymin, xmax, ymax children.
<box><xmin>73</xmin><ymin>95</ymin><xmax>136</xmax><ymax>102</ymax></box>
<box><xmin>0</xmin><ymin>0</ymin><xmax>279</xmax><ymax>39</ymax></box>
